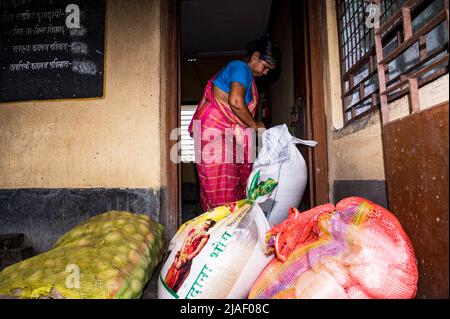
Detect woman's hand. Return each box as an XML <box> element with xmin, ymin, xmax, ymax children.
<box><xmin>254</xmin><ymin>121</ymin><xmax>265</xmax><ymax>129</ymax></box>
<box><xmin>250</xmin><ymin>121</ymin><xmax>265</xmax><ymax>130</ymax></box>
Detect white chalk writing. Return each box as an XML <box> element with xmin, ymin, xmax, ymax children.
<box><xmin>72</xmin><ymin>60</ymin><xmax>97</xmax><ymax>75</ymax></box>
<box><xmin>12</xmin><ymin>25</ymin><xmax>66</xmax><ymax>36</ymax></box>
<box><xmin>69</xmin><ymin>25</ymin><xmax>87</xmax><ymax>37</ymax></box>
<box><xmin>47</xmin><ymin>24</ymin><xmax>66</xmax><ymax>35</ymax></box>
<box><xmin>49</xmin><ymin>41</ymin><xmax>69</xmax><ymax>51</ymax></box>
<box><xmin>1</xmin><ymin>0</ymin><xmax>55</xmax><ymax>9</ymax></box>
<box><xmin>70</xmin><ymin>42</ymin><xmax>88</xmax><ymax>55</ymax></box>
<box><xmin>2</xmin><ymin>9</ymin><xmax>64</xmax><ymax>23</ymax></box>
<box><xmin>12</xmin><ymin>44</ymin><xmax>30</xmax><ymax>53</ymax></box>
<box><xmin>49</xmin><ymin>58</ymin><xmax>70</xmax><ymax>69</ymax></box>
<box><xmin>9</xmin><ymin>60</ymin><xmax>30</xmax><ymax>71</ymax></box>
<box><xmin>30</xmin><ymin>61</ymin><xmax>49</xmax><ymax>70</ymax></box>
<box><xmin>8</xmin><ymin>59</ymin><xmax>70</xmax><ymax>72</ymax></box>
<box><xmin>12</xmin><ymin>42</ymin><xmax>69</xmax><ymax>54</ymax></box>
<box><xmin>32</xmin><ymin>43</ymin><xmax>50</xmax><ymax>52</ymax></box>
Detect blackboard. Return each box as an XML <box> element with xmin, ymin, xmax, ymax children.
<box><xmin>0</xmin><ymin>0</ymin><xmax>106</xmax><ymax>103</ymax></box>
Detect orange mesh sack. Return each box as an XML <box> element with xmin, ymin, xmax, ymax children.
<box><xmin>249</xmin><ymin>197</ymin><xmax>418</xmax><ymax>299</ymax></box>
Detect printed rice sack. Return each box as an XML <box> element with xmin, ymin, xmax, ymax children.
<box><xmin>249</xmin><ymin>197</ymin><xmax>418</xmax><ymax>299</ymax></box>
<box><xmin>158</xmin><ymin>173</ymin><xmax>277</xmax><ymax>299</ymax></box>
<box><xmin>247</xmin><ymin>124</ymin><xmax>317</xmax><ymax>226</ymax></box>
<box><xmin>0</xmin><ymin>211</ymin><xmax>165</xmax><ymax>299</ymax></box>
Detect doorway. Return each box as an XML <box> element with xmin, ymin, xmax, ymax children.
<box><xmin>161</xmin><ymin>0</ymin><xmax>329</xmax><ymax>239</ymax></box>
<box><xmin>178</xmin><ymin>0</ymin><xmax>275</xmax><ymax>224</ymax></box>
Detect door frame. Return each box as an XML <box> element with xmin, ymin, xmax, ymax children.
<box><xmin>306</xmin><ymin>0</ymin><xmax>329</xmax><ymax>205</ymax></box>
<box><xmin>292</xmin><ymin>0</ymin><xmax>329</xmax><ymax>206</ymax></box>
<box><xmin>160</xmin><ymin>0</ymin><xmax>181</xmax><ymax>241</ymax></box>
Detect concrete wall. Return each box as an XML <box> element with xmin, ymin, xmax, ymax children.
<box><xmin>322</xmin><ymin>0</ymin><xmax>386</xmax><ymax>205</ymax></box>
<box><xmin>323</xmin><ymin>0</ymin><xmax>385</xmax><ymax>182</ymax></box>
<box><xmin>0</xmin><ymin>0</ymin><xmax>163</xmax><ymax>252</ymax></box>
<box><xmin>0</xmin><ymin>0</ymin><xmax>161</xmax><ymax>189</ymax></box>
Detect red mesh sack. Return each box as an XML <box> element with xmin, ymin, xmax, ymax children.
<box><xmin>249</xmin><ymin>197</ymin><xmax>418</xmax><ymax>299</ymax></box>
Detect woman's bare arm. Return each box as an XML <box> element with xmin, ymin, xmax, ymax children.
<box><xmin>213</xmin><ymin>82</ymin><xmax>264</xmax><ymax>129</ymax></box>
<box><xmin>228</xmin><ymin>82</ymin><xmax>258</xmax><ymax>129</ymax></box>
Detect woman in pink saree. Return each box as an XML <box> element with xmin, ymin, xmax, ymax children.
<box><xmin>188</xmin><ymin>37</ymin><xmax>281</xmax><ymax>211</ymax></box>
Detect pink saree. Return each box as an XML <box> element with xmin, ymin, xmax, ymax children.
<box><xmin>188</xmin><ymin>74</ymin><xmax>258</xmax><ymax>211</ymax></box>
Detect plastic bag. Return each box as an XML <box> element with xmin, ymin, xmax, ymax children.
<box><xmin>249</xmin><ymin>197</ymin><xmax>418</xmax><ymax>299</ymax></box>
<box><xmin>0</xmin><ymin>211</ymin><xmax>165</xmax><ymax>299</ymax></box>
<box><xmin>248</xmin><ymin>124</ymin><xmax>317</xmax><ymax>226</ymax></box>
<box><xmin>158</xmin><ymin>174</ymin><xmax>277</xmax><ymax>299</ymax></box>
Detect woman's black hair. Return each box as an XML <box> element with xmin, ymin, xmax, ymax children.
<box><xmin>246</xmin><ymin>36</ymin><xmax>281</xmax><ymax>66</ymax></box>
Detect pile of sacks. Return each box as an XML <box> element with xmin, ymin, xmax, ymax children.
<box><xmin>0</xmin><ymin>211</ymin><xmax>165</xmax><ymax>299</ymax></box>
<box><xmin>158</xmin><ymin>125</ymin><xmax>418</xmax><ymax>299</ymax></box>
<box><xmin>158</xmin><ymin>194</ymin><xmax>418</xmax><ymax>299</ymax></box>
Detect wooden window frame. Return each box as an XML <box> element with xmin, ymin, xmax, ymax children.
<box><xmin>374</xmin><ymin>0</ymin><xmax>449</xmax><ymax>123</ymax></box>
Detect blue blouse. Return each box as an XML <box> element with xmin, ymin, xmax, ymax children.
<box><xmin>212</xmin><ymin>60</ymin><xmax>253</xmax><ymax>105</ymax></box>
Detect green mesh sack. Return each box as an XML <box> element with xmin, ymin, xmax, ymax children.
<box><xmin>0</xmin><ymin>211</ymin><xmax>165</xmax><ymax>299</ymax></box>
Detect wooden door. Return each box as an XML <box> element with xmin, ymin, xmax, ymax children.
<box><xmin>382</xmin><ymin>102</ymin><xmax>449</xmax><ymax>298</ymax></box>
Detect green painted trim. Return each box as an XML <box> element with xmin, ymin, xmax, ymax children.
<box><xmin>159</xmin><ymin>274</ymin><xmax>179</xmax><ymax>299</ymax></box>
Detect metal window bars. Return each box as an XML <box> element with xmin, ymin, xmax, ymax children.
<box><xmin>337</xmin><ymin>0</ymin><xmax>404</xmax><ymax>124</ymax></box>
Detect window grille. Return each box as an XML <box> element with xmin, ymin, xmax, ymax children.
<box><xmin>180</xmin><ymin>105</ymin><xmax>196</xmax><ymax>162</ymax></box>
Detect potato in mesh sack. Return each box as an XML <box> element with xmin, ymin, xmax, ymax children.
<box><xmin>0</xmin><ymin>211</ymin><xmax>164</xmax><ymax>299</ymax></box>
<box><xmin>249</xmin><ymin>197</ymin><xmax>418</xmax><ymax>299</ymax></box>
